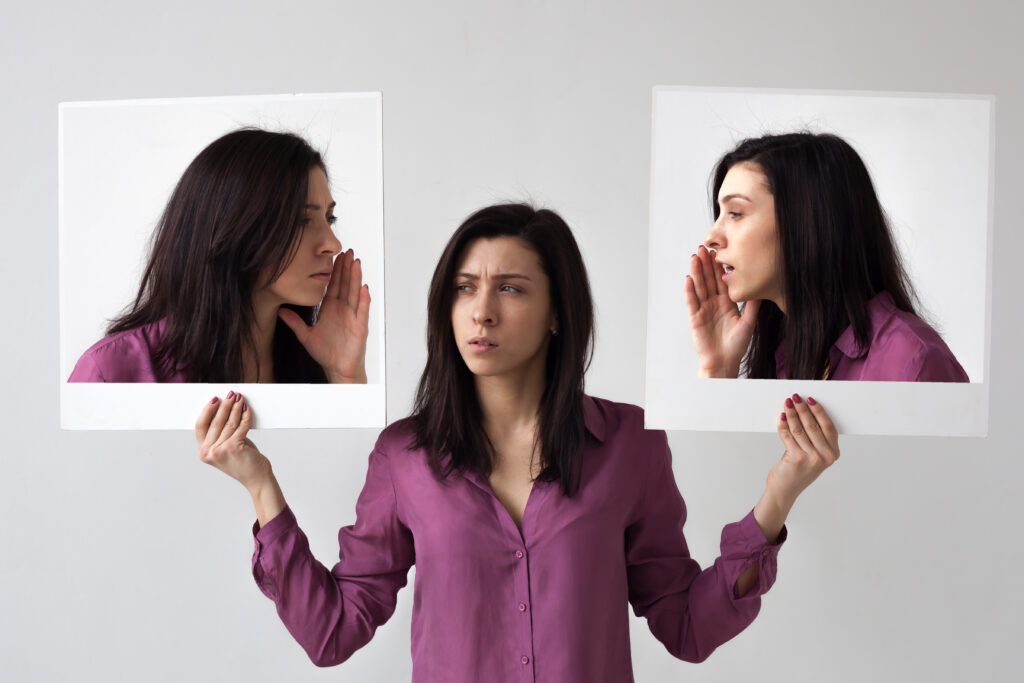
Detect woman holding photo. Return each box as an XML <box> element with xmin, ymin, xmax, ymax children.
<box><xmin>197</xmin><ymin>203</ymin><xmax>839</xmax><ymax>682</ymax></box>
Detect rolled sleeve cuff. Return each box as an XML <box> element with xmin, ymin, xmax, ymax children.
<box><xmin>720</xmin><ymin>509</ymin><xmax>787</xmax><ymax>601</ymax></box>
<box><xmin>251</xmin><ymin>506</ymin><xmax>299</xmax><ymax>600</ymax></box>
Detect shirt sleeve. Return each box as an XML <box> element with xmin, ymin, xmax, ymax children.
<box><xmin>625</xmin><ymin>430</ymin><xmax>785</xmax><ymax>663</ymax></box>
<box><xmin>67</xmin><ymin>352</ymin><xmax>105</xmax><ymax>382</ymax></box>
<box><xmin>251</xmin><ymin>446</ymin><xmax>414</xmax><ymax>666</ymax></box>
<box><xmin>909</xmin><ymin>343</ymin><xmax>970</xmax><ymax>382</ymax></box>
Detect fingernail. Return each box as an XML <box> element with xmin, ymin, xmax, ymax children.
<box><xmin>210</xmin><ymin>396</ymin><xmax>218</xmax><ymax>404</ymax></box>
<box><xmin>234</xmin><ymin>393</ymin><xmax>242</xmax><ymax>402</ymax></box>
<box><xmin>792</xmin><ymin>394</ymin><xmax>802</xmax><ymax>404</ymax></box>
<box><xmin>780</xmin><ymin>412</ymin><xmax>787</xmax><ymax>422</ymax></box>
<box><xmin>807</xmin><ymin>396</ymin><xmax>817</xmax><ymax>406</ymax></box>
<box><xmin>226</xmin><ymin>391</ymin><xmax>234</xmax><ymax>399</ymax></box>
<box><xmin>785</xmin><ymin>398</ymin><xmax>794</xmax><ymax>409</ymax></box>
<box><xmin>242</xmin><ymin>403</ymin><xmax>247</xmax><ymax>413</ymax></box>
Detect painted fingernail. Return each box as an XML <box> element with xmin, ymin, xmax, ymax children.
<box><xmin>226</xmin><ymin>391</ymin><xmax>234</xmax><ymax>399</ymax></box>
<box><xmin>210</xmin><ymin>396</ymin><xmax>218</xmax><ymax>404</ymax></box>
<box><xmin>234</xmin><ymin>392</ymin><xmax>242</xmax><ymax>402</ymax></box>
<box><xmin>792</xmin><ymin>394</ymin><xmax>802</xmax><ymax>404</ymax></box>
<box><xmin>807</xmin><ymin>396</ymin><xmax>817</xmax><ymax>406</ymax></box>
<box><xmin>780</xmin><ymin>412</ymin><xmax>787</xmax><ymax>421</ymax></box>
<box><xmin>242</xmin><ymin>403</ymin><xmax>247</xmax><ymax>413</ymax></box>
<box><xmin>785</xmin><ymin>398</ymin><xmax>794</xmax><ymax>409</ymax></box>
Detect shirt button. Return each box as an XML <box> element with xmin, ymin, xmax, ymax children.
<box><xmin>521</xmin><ymin>655</ymin><xmax>530</xmax><ymax>665</ymax></box>
<box><xmin>515</xmin><ymin>550</ymin><xmax>524</xmax><ymax>559</ymax></box>
<box><xmin>518</xmin><ymin>602</ymin><xmax>527</xmax><ymax>612</ymax></box>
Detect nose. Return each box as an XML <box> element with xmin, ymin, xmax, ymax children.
<box><xmin>318</xmin><ymin>222</ymin><xmax>342</xmax><ymax>256</ymax></box>
<box><xmin>704</xmin><ymin>215</ymin><xmax>726</xmax><ymax>250</ymax></box>
<box><xmin>471</xmin><ymin>292</ymin><xmax>497</xmax><ymax>327</ymax></box>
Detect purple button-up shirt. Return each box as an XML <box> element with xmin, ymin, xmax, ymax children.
<box><xmin>67</xmin><ymin>320</ymin><xmax>186</xmax><ymax>382</ymax></box>
<box><xmin>251</xmin><ymin>396</ymin><xmax>783</xmax><ymax>682</ymax></box>
<box><xmin>776</xmin><ymin>292</ymin><xmax>969</xmax><ymax>381</ymax></box>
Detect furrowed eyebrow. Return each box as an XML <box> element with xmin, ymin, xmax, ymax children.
<box><xmin>454</xmin><ymin>273</ymin><xmax>532</xmax><ymax>281</ymax></box>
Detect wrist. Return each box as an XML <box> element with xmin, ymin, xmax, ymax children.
<box><xmin>244</xmin><ymin>460</ymin><xmax>276</xmax><ymax>500</ymax></box>
<box><xmin>326</xmin><ymin>370</ymin><xmax>368</xmax><ymax>384</ymax></box>
<box><xmin>753</xmin><ymin>488</ymin><xmax>794</xmax><ymax>544</ymax></box>
<box><xmin>326</xmin><ymin>362</ymin><xmax>367</xmax><ymax>384</ymax></box>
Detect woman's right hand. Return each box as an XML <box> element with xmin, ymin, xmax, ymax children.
<box><xmin>196</xmin><ymin>392</ymin><xmax>285</xmax><ymax>526</ymax></box>
<box><xmin>683</xmin><ymin>245</ymin><xmax>759</xmax><ymax>378</ymax></box>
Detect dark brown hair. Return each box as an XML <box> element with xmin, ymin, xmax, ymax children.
<box><xmin>108</xmin><ymin>128</ymin><xmax>328</xmax><ymax>382</ymax></box>
<box><xmin>411</xmin><ymin>203</ymin><xmax>595</xmax><ymax>495</ymax></box>
<box><xmin>711</xmin><ymin>132</ymin><xmax>919</xmax><ymax>379</ymax></box>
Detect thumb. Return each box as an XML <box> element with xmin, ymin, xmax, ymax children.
<box><xmin>277</xmin><ymin>308</ymin><xmax>311</xmax><ymax>344</ymax></box>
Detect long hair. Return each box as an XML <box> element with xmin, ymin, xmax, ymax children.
<box><xmin>710</xmin><ymin>132</ymin><xmax>918</xmax><ymax>379</ymax></box>
<box><xmin>108</xmin><ymin>128</ymin><xmax>328</xmax><ymax>383</ymax></box>
<box><xmin>411</xmin><ymin>204</ymin><xmax>595</xmax><ymax>496</ymax></box>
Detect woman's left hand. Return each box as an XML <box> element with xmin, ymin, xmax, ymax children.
<box><xmin>278</xmin><ymin>249</ymin><xmax>371</xmax><ymax>383</ymax></box>
<box><xmin>753</xmin><ymin>394</ymin><xmax>840</xmax><ymax>543</ymax></box>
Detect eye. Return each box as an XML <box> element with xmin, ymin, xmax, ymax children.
<box><xmin>455</xmin><ymin>283</ymin><xmax>474</xmax><ymax>293</ymax></box>
<box><xmin>500</xmin><ymin>284</ymin><xmax>522</xmax><ymax>293</ymax></box>
<box><xmin>728</xmin><ymin>211</ymin><xmax>742</xmax><ymax>219</ymax></box>
<box><xmin>327</xmin><ymin>215</ymin><xmax>338</xmax><ymax>225</ymax></box>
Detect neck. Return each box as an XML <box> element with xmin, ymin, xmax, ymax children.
<box><xmin>474</xmin><ymin>353</ymin><xmax>548</xmax><ymax>441</ymax></box>
<box><xmin>244</xmin><ymin>295</ymin><xmax>281</xmax><ymax>383</ymax></box>
<box><xmin>772</xmin><ymin>294</ymin><xmax>787</xmax><ymax>316</ymax></box>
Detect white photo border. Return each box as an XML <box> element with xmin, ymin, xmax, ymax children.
<box><xmin>59</xmin><ymin>93</ymin><xmax>386</xmax><ymax>430</ymax></box>
<box><xmin>644</xmin><ymin>86</ymin><xmax>993</xmax><ymax>436</ymax></box>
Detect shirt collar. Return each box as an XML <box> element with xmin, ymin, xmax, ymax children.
<box><xmin>583</xmin><ymin>395</ymin><xmax>607</xmax><ymax>443</ymax></box>
<box><xmin>777</xmin><ymin>291</ymin><xmax>899</xmax><ymax>373</ymax></box>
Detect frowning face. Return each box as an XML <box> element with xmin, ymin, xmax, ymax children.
<box><xmin>704</xmin><ymin>161</ymin><xmax>785</xmax><ymax>310</ymax></box>
<box><xmin>450</xmin><ymin>236</ymin><xmax>556</xmax><ymax>381</ymax></box>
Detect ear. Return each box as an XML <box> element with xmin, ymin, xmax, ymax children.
<box><xmin>549</xmin><ymin>312</ymin><xmax>559</xmax><ymax>336</ymax></box>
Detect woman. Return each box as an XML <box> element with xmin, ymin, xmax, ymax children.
<box><xmin>68</xmin><ymin>128</ymin><xmax>370</xmax><ymax>384</ymax></box>
<box><xmin>685</xmin><ymin>131</ymin><xmax>968</xmax><ymax>382</ymax></box>
<box><xmin>196</xmin><ymin>204</ymin><xmax>838</xmax><ymax>682</ymax></box>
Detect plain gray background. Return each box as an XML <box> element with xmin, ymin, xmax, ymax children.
<box><xmin>2</xmin><ymin>1</ymin><xmax>1021</xmax><ymax>681</ymax></box>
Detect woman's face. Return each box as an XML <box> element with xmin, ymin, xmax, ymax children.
<box><xmin>262</xmin><ymin>166</ymin><xmax>342</xmax><ymax>307</ymax></box>
<box><xmin>704</xmin><ymin>162</ymin><xmax>785</xmax><ymax>310</ymax></box>
<box><xmin>450</xmin><ymin>236</ymin><xmax>556</xmax><ymax>381</ymax></box>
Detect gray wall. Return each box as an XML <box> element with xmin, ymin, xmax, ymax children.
<box><xmin>2</xmin><ymin>1</ymin><xmax>1021</xmax><ymax>680</ymax></box>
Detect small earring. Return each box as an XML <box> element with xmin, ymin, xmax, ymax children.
<box><xmin>550</xmin><ymin>328</ymin><xmax>559</xmax><ymax>336</ymax></box>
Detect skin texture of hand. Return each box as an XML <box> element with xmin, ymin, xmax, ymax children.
<box><xmin>278</xmin><ymin>249</ymin><xmax>371</xmax><ymax>383</ymax></box>
<box><xmin>683</xmin><ymin>245</ymin><xmax>760</xmax><ymax>378</ymax></box>
<box><xmin>735</xmin><ymin>394</ymin><xmax>839</xmax><ymax>597</ymax></box>
<box><xmin>195</xmin><ymin>391</ymin><xmax>286</xmax><ymax>527</ymax></box>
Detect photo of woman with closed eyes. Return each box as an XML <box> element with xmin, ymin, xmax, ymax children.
<box><xmin>196</xmin><ymin>203</ymin><xmax>840</xmax><ymax>682</ymax></box>
<box><xmin>67</xmin><ymin>128</ymin><xmax>370</xmax><ymax>384</ymax></box>
<box><xmin>685</xmin><ymin>132</ymin><xmax>969</xmax><ymax>382</ymax></box>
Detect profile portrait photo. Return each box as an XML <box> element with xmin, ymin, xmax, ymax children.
<box><xmin>645</xmin><ymin>87</ymin><xmax>992</xmax><ymax>436</ymax></box>
<box><xmin>59</xmin><ymin>93</ymin><xmax>385</xmax><ymax>429</ymax></box>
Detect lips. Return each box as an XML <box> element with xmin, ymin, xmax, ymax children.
<box><xmin>469</xmin><ymin>336</ymin><xmax>499</xmax><ymax>350</ymax></box>
<box><xmin>310</xmin><ymin>271</ymin><xmax>332</xmax><ymax>282</ymax></box>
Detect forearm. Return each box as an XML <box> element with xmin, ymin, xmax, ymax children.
<box><xmin>751</xmin><ymin>488</ymin><xmax>793</xmax><ymax>545</ymax></box>
<box><xmin>248</xmin><ymin>470</ymin><xmax>287</xmax><ymax>528</ymax></box>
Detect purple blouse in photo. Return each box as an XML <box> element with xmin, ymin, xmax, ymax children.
<box><xmin>251</xmin><ymin>396</ymin><xmax>784</xmax><ymax>683</ymax></box>
<box><xmin>67</xmin><ymin>321</ymin><xmax>186</xmax><ymax>382</ymax></box>
<box><xmin>775</xmin><ymin>292</ymin><xmax>969</xmax><ymax>382</ymax></box>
